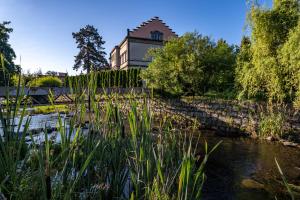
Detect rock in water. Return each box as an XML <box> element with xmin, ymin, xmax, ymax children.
<box><xmin>266</xmin><ymin>136</ymin><xmax>276</xmax><ymax>141</ymax></box>
<box><xmin>241</xmin><ymin>179</ymin><xmax>264</xmax><ymax>190</ymax></box>
<box><xmin>282</xmin><ymin>141</ymin><xmax>298</xmax><ymax>147</ymax></box>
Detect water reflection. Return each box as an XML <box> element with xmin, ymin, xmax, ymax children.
<box><xmin>0</xmin><ymin>113</ymin><xmax>67</xmax><ymax>135</ymax></box>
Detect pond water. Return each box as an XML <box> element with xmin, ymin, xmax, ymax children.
<box><xmin>200</xmin><ymin>132</ymin><xmax>300</xmax><ymax>200</ymax></box>
<box><xmin>2</xmin><ymin>114</ymin><xmax>300</xmax><ymax>199</ymax></box>
<box><xmin>0</xmin><ymin>113</ymin><xmax>75</xmax><ymax>144</ymax></box>
<box><xmin>0</xmin><ymin>113</ymin><xmax>67</xmax><ymax>133</ymax></box>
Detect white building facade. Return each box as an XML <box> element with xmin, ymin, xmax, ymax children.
<box><xmin>110</xmin><ymin>17</ymin><xmax>177</xmax><ymax>70</ymax></box>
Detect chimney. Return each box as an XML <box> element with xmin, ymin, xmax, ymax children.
<box><xmin>127</xmin><ymin>29</ymin><xmax>130</xmax><ymax>36</ymax></box>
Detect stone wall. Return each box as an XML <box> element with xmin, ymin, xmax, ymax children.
<box><xmin>149</xmin><ymin>98</ymin><xmax>300</xmax><ymax>137</ymax></box>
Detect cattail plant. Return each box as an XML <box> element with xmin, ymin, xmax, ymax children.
<box><xmin>0</xmin><ymin>58</ymin><xmax>215</xmax><ymax>199</ymax></box>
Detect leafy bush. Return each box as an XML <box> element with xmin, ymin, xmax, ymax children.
<box><xmin>11</xmin><ymin>74</ymin><xmax>25</xmax><ymax>86</ymax></box>
<box><xmin>28</xmin><ymin>76</ymin><xmax>62</xmax><ymax>87</ymax></box>
<box><xmin>141</xmin><ymin>32</ymin><xmax>237</xmax><ymax>96</ymax></box>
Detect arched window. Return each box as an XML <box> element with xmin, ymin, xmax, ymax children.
<box><xmin>150</xmin><ymin>31</ymin><xmax>163</xmax><ymax>41</ymax></box>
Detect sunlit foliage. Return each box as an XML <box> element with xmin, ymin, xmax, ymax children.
<box><xmin>236</xmin><ymin>0</ymin><xmax>299</xmax><ymax>104</ymax></box>
<box><xmin>141</xmin><ymin>32</ymin><xmax>237</xmax><ymax>96</ymax></box>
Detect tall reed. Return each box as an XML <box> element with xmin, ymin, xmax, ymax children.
<box><xmin>0</xmin><ymin>57</ymin><xmax>217</xmax><ymax>199</ymax></box>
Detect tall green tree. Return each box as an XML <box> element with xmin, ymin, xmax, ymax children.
<box><xmin>72</xmin><ymin>25</ymin><xmax>108</xmax><ymax>73</ymax></box>
<box><xmin>0</xmin><ymin>21</ymin><xmax>17</xmax><ymax>86</ymax></box>
<box><xmin>236</xmin><ymin>0</ymin><xmax>299</xmax><ymax>103</ymax></box>
<box><xmin>235</xmin><ymin>37</ymin><xmax>259</xmax><ymax>99</ymax></box>
<box><xmin>141</xmin><ymin>32</ymin><xmax>237</xmax><ymax>96</ymax></box>
<box><xmin>279</xmin><ymin>20</ymin><xmax>300</xmax><ymax>107</ymax></box>
<box><xmin>207</xmin><ymin>39</ymin><xmax>238</xmax><ymax>93</ymax></box>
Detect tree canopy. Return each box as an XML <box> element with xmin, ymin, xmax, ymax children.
<box><xmin>72</xmin><ymin>25</ymin><xmax>108</xmax><ymax>73</ymax></box>
<box><xmin>236</xmin><ymin>0</ymin><xmax>300</xmax><ymax>104</ymax></box>
<box><xmin>0</xmin><ymin>21</ymin><xmax>17</xmax><ymax>86</ymax></box>
<box><xmin>141</xmin><ymin>32</ymin><xmax>237</xmax><ymax>96</ymax></box>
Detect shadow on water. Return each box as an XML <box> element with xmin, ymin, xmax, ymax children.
<box><xmin>199</xmin><ymin>132</ymin><xmax>300</xmax><ymax>200</ymax></box>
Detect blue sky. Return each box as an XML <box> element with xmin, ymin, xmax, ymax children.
<box><xmin>0</xmin><ymin>0</ymin><xmax>272</xmax><ymax>75</ymax></box>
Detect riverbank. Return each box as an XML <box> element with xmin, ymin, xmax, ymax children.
<box><xmin>150</xmin><ymin>97</ymin><xmax>300</xmax><ymax>145</ymax></box>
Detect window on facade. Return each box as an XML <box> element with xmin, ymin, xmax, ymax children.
<box><xmin>121</xmin><ymin>51</ymin><xmax>127</xmax><ymax>64</ymax></box>
<box><xmin>151</xmin><ymin>31</ymin><xmax>163</xmax><ymax>41</ymax></box>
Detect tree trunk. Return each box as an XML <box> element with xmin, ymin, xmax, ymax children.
<box><xmin>87</xmin><ymin>44</ymin><xmax>91</xmax><ymax>112</ymax></box>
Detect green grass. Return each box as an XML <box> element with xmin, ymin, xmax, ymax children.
<box><xmin>30</xmin><ymin>104</ymin><xmax>69</xmax><ymax>114</ymax></box>
<box><xmin>258</xmin><ymin>107</ymin><xmax>286</xmax><ymax>138</ymax></box>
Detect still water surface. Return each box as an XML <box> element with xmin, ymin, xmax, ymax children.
<box><xmin>201</xmin><ymin>132</ymin><xmax>300</xmax><ymax>200</ymax></box>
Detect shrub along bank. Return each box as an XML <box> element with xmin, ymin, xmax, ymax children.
<box><xmin>10</xmin><ymin>68</ymin><xmax>143</xmax><ymax>88</ymax></box>
<box><xmin>27</xmin><ymin>76</ymin><xmax>63</xmax><ymax>87</ymax></box>
<box><xmin>65</xmin><ymin>68</ymin><xmax>143</xmax><ymax>88</ymax></box>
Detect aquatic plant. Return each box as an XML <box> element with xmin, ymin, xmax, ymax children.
<box><xmin>275</xmin><ymin>158</ymin><xmax>300</xmax><ymax>200</ymax></box>
<box><xmin>258</xmin><ymin>105</ymin><xmax>286</xmax><ymax>138</ymax></box>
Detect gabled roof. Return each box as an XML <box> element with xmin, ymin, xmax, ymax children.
<box><xmin>130</xmin><ymin>17</ymin><xmax>177</xmax><ymax>35</ymax></box>
<box><xmin>110</xmin><ymin>17</ymin><xmax>178</xmax><ymax>55</ymax></box>
<box><xmin>128</xmin><ymin>16</ymin><xmax>178</xmax><ymax>39</ymax></box>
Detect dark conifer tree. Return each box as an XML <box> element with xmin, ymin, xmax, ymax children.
<box><xmin>72</xmin><ymin>25</ymin><xmax>108</xmax><ymax>73</ymax></box>
<box><xmin>0</xmin><ymin>21</ymin><xmax>17</xmax><ymax>86</ymax></box>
